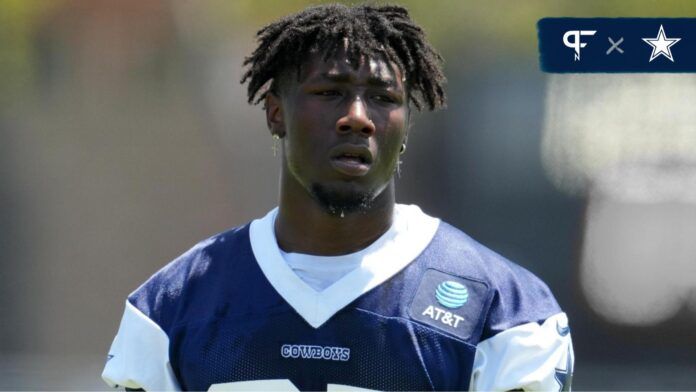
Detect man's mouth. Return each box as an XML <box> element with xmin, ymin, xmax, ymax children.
<box><xmin>335</xmin><ymin>152</ymin><xmax>369</xmax><ymax>164</ymax></box>
<box><xmin>329</xmin><ymin>145</ymin><xmax>373</xmax><ymax>177</ymax></box>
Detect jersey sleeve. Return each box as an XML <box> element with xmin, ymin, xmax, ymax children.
<box><xmin>102</xmin><ymin>300</ymin><xmax>181</xmax><ymax>391</ymax></box>
<box><xmin>469</xmin><ymin>312</ymin><xmax>574</xmax><ymax>391</ymax></box>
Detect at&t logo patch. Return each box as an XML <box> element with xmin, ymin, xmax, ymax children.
<box><xmin>409</xmin><ymin>269</ymin><xmax>489</xmax><ymax>341</ymax></box>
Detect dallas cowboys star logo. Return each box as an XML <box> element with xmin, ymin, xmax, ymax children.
<box><xmin>642</xmin><ymin>25</ymin><xmax>681</xmax><ymax>62</ymax></box>
<box><xmin>554</xmin><ymin>351</ymin><xmax>573</xmax><ymax>392</ymax></box>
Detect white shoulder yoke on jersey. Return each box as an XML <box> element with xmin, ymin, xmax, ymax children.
<box><xmin>102</xmin><ymin>300</ymin><xmax>181</xmax><ymax>390</ymax></box>
<box><xmin>470</xmin><ymin>312</ymin><xmax>574</xmax><ymax>391</ymax></box>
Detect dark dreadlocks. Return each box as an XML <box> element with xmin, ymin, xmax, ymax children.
<box><xmin>240</xmin><ymin>3</ymin><xmax>446</xmax><ymax>111</ymax></box>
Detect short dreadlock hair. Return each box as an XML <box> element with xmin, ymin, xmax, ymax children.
<box><xmin>241</xmin><ymin>3</ymin><xmax>446</xmax><ymax>111</ymax></box>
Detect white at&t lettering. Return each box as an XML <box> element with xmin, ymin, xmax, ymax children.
<box><xmin>422</xmin><ymin>305</ymin><xmax>464</xmax><ymax>328</ymax></box>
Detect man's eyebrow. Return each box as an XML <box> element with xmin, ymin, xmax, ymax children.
<box><xmin>314</xmin><ymin>72</ymin><xmax>398</xmax><ymax>88</ymax></box>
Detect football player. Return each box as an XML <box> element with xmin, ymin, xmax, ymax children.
<box><xmin>103</xmin><ymin>4</ymin><xmax>573</xmax><ymax>391</ymax></box>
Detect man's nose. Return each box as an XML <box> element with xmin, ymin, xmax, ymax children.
<box><xmin>336</xmin><ymin>97</ymin><xmax>375</xmax><ymax>136</ymax></box>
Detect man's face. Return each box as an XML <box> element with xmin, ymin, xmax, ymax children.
<box><xmin>271</xmin><ymin>52</ymin><xmax>409</xmax><ymax>214</ymax></box>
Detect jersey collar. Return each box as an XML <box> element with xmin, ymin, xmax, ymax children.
<box><xmin>249</xmin><ymin>204</ymin><xmax>440</xmax><ymax>328</ymax></box>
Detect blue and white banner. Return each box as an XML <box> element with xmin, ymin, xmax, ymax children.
<box><xmin>538</xmin><ymin>18</ymin><xmax>696</xmax><ymax>72</ymax></box>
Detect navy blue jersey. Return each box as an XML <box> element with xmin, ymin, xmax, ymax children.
<box><xmin>103</xmin><ymin>205</ymin><xmax>573</xmax><ymax>391</ymax></box>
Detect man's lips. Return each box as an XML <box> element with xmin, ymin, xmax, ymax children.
<box><xmin>329</xmin><ymin>144</ymin><xmax>373</xmax><ymax>177</ymax></box>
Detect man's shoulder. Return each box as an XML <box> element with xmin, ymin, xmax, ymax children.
<box><xmin>397</xmin><ymin>205</ymin><xmax>552</xmax><ymax>295</ymax></box>
<box><xmin>127</xmin><ymin>223</ymin><xmax>253</xmax><ymax>329</ymax></box>
<box><xmin>423</xmin><ymin>220</ymin><xmax>561</xmax><ymax>337</ymax></box>
<box><xmin>428</xmin><ymin>221</ymin><xmax>549</xmax><ymax>287</ymax></box>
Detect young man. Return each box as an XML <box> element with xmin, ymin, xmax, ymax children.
<box><xmin>103</xmin><ymin>4</ymin><xmax>573</xmax><ymax>391</ymax></box>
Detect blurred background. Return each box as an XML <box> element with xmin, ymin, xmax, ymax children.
<box><xmin>1</xmin><ymin>0</ymin><xmax>695</xmax><ymax>389</ymax></box>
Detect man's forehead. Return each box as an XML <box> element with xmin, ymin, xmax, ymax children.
<box><xmin>301</xmin><ymin>52</ymin><xmax>404</xmax><ymax>85</ymax></box>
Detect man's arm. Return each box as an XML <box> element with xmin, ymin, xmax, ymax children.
<box><xmin>469</xmin><ymin>313</ymin><xmax>574</xmax><ymax>391</ymax></box>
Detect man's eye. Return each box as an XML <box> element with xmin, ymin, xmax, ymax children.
<box><xmin>315</xmin><ymin>90</ymin><xmax>341</xmax><ymax>96</ymax></box>
<box><xmin>373</xmin><ymin>94</ymin><xmax>396</xmax><ymax>103</ymax></box>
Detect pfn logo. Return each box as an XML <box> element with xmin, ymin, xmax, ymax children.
<box><xmin>563</xmin><ymin>30</ymin><xmax>596</xmax><ymax>61</ymax></box>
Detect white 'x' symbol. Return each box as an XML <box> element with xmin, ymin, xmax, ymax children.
<box><xmin>606</xmin><ymin>37</ymin><xmax>624</xmax><ymax>55</ymax></box>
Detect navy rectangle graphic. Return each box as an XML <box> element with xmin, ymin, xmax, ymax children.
<box><xmin>538</xmin><ymin>18</ymin><xmax>696</xmax><ymax>72</ymax></box>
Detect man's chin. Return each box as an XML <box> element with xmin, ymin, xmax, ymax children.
<box><xmin>310</xmin><ymin>182</ymin><xmax>374</xmax><ymax>216</ymax></box>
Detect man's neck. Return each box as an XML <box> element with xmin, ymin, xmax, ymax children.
<box><xmin>274</xmin><ymin>181</ymin><xmax>395</xmax><ymax>256</ymax></box>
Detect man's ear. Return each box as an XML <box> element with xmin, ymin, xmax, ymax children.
<box><xmin>265</xmin><ymin>92</ymin><xmax>285</xmax><ymax>137</ymax></box>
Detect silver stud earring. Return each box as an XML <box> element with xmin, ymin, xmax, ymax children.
<box><xmin>272</xmin><ymin>134</ymin><xmax>280</xmax><ymax>157</ymax></box>
<box><xmin>397</xmin><ymin>143</ymin><xmax>406</xmax><ymax>178</ymax></box>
